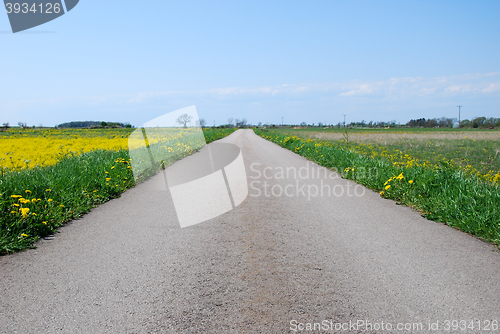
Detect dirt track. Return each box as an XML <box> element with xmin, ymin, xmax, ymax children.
<box><xmin>1</xmin><ymin>129</ymin><xmax>499</xmax><ymax>333</ymax></box>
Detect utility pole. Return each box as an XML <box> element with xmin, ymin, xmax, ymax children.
<box><xmin>457</xmin><ymin>106</ymin><xmax>462</xmax><ymax>125</ymax></box>
<box><xmin>282</xmin><ymin>117</ymin><xmax>284</xmax><ymax>126</ymax></box>
<box><xmin>343</xmin><ymin>114</ymin><xmax>346</xmax><ymax>128</ymax></box>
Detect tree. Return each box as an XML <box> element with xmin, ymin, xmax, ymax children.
<box><xmin>227</xmin><ymin>117</ymin><xmax>234</xmax><ymax>127</ymax></box>
<box><xmin>176</xmin><ymin>114</ymin><xmax>192</xmax><ymax>128</ymax></box>
<box><xmin>196</xmin><ymin>118</ymin><xmax>207</xmax><ymax>128</ymax></box>
<box><xmin>300</xmin><ymin>122</ymin><xmax>307</xmax><ymax>127</ymax></box>
<box><xmin>18</xmin><ymin>122</ymin><xmax>27</xmax><ymax>128</ymax></box>
<box><xmin>100</xmin><ymin>121</ymin><xmax>108</xmax><ymax>127</ymax></box>
<box><xmin>258</xmin><ymin>122</ymin><xmax>262</xmax><ymax>127</ymax></box>
<box><xmin>235</xmin><ymin>118</ymin><xmax>247</xmax><ymax>127</ymax></box>
<box><xmin>472</xmin><ymin>117</ymin><xmax>486</xmax><ymax>128</ymax></box>
<box><xmin>2</xmin><ymin>122</ymin><xmax>9</xmax><ymax>128</ymax></box>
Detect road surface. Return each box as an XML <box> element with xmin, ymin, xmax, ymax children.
<box><xmin>1</xmin><ymin>129</ymin><xmax>500</xmax><ymax>333</ymax></box>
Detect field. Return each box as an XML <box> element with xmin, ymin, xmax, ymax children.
<box><xmin>276</xmin><ymin>127</ymin><xmax>500</xmax><ymax>183</ymax></box>
<box><xmin>255</xmin><ymin>127</ymin><xmax>500</xmax><ymax>247</ymax></box>
<box><xmin>0</xmin><ymin>127</ymin><xmax>235</xmax><ymax>254</ymax></box>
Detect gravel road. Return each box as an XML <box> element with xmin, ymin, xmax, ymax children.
<box><xmin>1</xmin><ymin>129</ymin><xmax>500</xmax><ymax>333</ymax></box>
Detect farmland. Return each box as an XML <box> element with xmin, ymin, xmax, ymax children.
<box><xmin>273</xmin><ymin>127</ymin><xmax>500</xmax><ymax>183</ymax></box>
<box><xmin>256</xmin><ymin>127</ymin><xmax>500</xmax><ymax>247</ymax></box>
<box><xmin>0</xmin><ymin>127</ymin><xmax>235</xmax><ymax>254</ymax></box>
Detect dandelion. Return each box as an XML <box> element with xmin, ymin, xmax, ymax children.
<box><xmin>42</xmin><ymin>221</ymin><xmax>47</xmax><ymax>225</ymax></box>
<box><xmin>408</xmin><ymin>180</ymin><xmax>414</xmax><ymax>184</ymax></box>
<box><xmin>385</xmin><ymin>185</ymin><xmax>391</xmax><ymax>190</ymax></box>
<box><xmin>46</xmin><ymin>189</ymin><xmax>51</xmax><ymax>192</ymax></box>
<box><xmin>13</xmin><ymin>203</ymin><xmax>20</xmax><ymax>207</ymax></box>
<box><xmin>11</xmin><ymin>195</ymin><xmax>22</xmax><ymax>198</ymax></box>
<box><xmin>379</xmin><ymin>191</ymin><xmax>384</xmax><ymax>196</ymax></box>
<box><xmin>20</xmin><ymin>207</ymin><xmax>29</xmax><ymax>218</ymax></box>
<box><xmin>106</xmin><ymin>178</ymin><xmax>111</xmax><ymax>181</ymax></box>
<box><xmin>48</xmin><ymin>199</ymin><xmax>53</xmax><ymax>202</ymax></box>
<box><xmin>59</xmin><ymin>204</ymin><xmax>64</xmax><ymax>208</ymax></box>
<box><xmin>25</xmin><ymin>190</ymin><xmax>31</xmax><ymax>194</ymax></box>
<box><xmin>20</xmin><ymin>233</ymin><xmax>28</xmax><ymax>237</ymax></box>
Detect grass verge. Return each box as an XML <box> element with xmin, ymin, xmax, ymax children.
<box><xmin>255</xmin><ymin>129</ymin><xmax>500</xmax><ymax>247</ymax></box>
<box><xmin>0</xmin><ymin>128</ymin><xmax>235</xmax><ymax>254</ymax></box>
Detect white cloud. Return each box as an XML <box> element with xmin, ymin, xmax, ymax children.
<box><xmin>482</xmin><ymin>83</ymin><xmax>500</xmax><ymax>93</ymax></box>
<box><xmin>3</xmin><ymin>72</ymin><xmax>499</xmax><ymax>112</ymax></box>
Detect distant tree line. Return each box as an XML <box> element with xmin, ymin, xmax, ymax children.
<box><xmin>406</xmin><ymin>117</ymin><xmax>455</xmax><ymax>128</ymax></box>
<box><xmin>406</xmin><ymin>116</ymin><xmax>499</xmax><ymax>128</ymax></box>
<box><xmin>56</xmin><ymin>121</ymin><xmax>132</xmax><ymax>129</ymax></box>
<box><xmin>459</xmin><ymin>117</ymin><xmax>500</xmax><ymax>129</ymax></box>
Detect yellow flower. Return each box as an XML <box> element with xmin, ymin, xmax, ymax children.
<box><xmin>106</xmin><ymin>178</ymin><xmax>111</xmax><ymax>181</ymax></box>
<box><xmin>13</xmin><ymin>203</ymin><xmax>20</xmax><ymax>207</ymax></box>
<box><xmin>59</xmin><ymin>205</ymin><xmax>64</xmax><ymax>208</ymax></box>
<box><xmin>31</xmin><ymin>198</ymin><xmax>37</xmax><ymax>203</ymax></box>
<box><xmin>20</xmin><ymin>207</ymin><xmax>30</xmax><ymax>218</ymax></box>
<box><xmin>408</xmin><ymin>180</ymin><xmax>414</xmax><ymax>184</ymax></box>
<box><xmin>111</xmin><ymin>166</ymin><xmax>115</xmax><ymax>169</ymax></box>
<box><xmin>46</xmin><ymin>189</ymin><xmax>51</xmax><ymax>192</ymax></box>
<box><xmin>25</xmin><ymin>190</ymin><xmax>31</xmax><ymax>194</ymax></box>
<box><xmin>385</xmin><ymin>185</ymin><xmax>391</xmax><ymax>190</ymax></box>
<box><xmin>10</xmin><ymin>211</ymin><xmax>16</xmax><ymax>214</ymax></box>
<box><xmin>42</xmin><ymin>221</ymin><xmax>47</xmax><ymax>225</ymax></box>
<box><xmin>11</xmin><ymin>195</ymin><xmax>22</xmax><ymax>198</ymax></box>
<box><xmin>48</xmin><ymin>199</ymin><xmax>53</xmax><ymax>202</ymax></box>
<box><xmin>379</xmin><ymin>191</ymin><xmax>385</xmax><ymax>196</ymax></box>
<box><xmin>21</xmin><ymin>233</ymin><xmax>28</xmax><ymax>237</ymax></box>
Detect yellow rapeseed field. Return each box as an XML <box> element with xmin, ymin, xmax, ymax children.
<box><xmin>0</xmin><ymin>128</ymin><xmax>134</xmax><ymax>170</ymax></box>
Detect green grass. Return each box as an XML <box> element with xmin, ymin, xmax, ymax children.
<box><xmin>256</xmin><ymin>129</ymin><xmax>500</xmax><ymax>247</ymax></box>
<box><xmin>0</xmin><ymin>128</ymin><xmax>235</xmax><ymax>254</ymax></box>
<box><xmin>268</xmin><ymin>127</ymin><xmax>500</xmax><ymax>183</ymax></box>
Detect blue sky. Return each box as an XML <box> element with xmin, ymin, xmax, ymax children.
<box><xmin>1</xmin><ymin>0</ymin><xmax>499</xmax><ymax>127</ymax></box>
